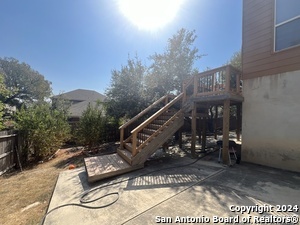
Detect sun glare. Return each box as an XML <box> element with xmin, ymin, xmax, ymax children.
<box><xmin>118</xmin><ymin>0</ymin><xmax>185</xmax><ymax>31</ymax></box>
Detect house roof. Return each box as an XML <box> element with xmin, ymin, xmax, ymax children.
<box><xmin>52</xmin><ymin>89</ymin><xmax>106</xmax><ymax>118</ymax></box>
<box><xmin>53</xmin><ymin>89</ymin><xmax>106</xmax><ymax>102</ymax></box>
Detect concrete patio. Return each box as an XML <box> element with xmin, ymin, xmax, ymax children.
<box><xmin>43</xmin><ymin>150</ymin><xmax>300</xmax><ymax>225</ymax></box>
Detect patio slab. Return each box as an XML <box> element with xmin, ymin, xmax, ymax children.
<box><xmin>43</xmin><ymin>152</ymin><xmax>300</xmax><ymax>225</ymax></box>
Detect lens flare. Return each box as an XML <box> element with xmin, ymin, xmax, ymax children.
<box><xmin>118</xmin><ymin>0</ymin><xmax>185</xmax><ymax>31</ymax></box>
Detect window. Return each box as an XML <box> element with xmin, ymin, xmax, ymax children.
<box><xmin>275</xmin><ymin>0</ymin><xmax>300</xmax><ymax>51</ymax></box>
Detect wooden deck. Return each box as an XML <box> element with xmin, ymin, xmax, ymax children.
<box><xmin>84</xmin><ymin>153</ymin><xmax>144</xmax><ymax>183</ymax></box>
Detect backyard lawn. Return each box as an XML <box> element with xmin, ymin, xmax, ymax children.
<box><xmin>0</xmin><ymin>144</ymin><xmax>117</xmax><ymax>225</ymax></box>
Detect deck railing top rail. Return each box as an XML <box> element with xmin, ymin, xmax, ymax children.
<box><xmin>119</xmin><ymin>94</ymin><xmax>174</xmax><ymax>130</ymax></box>
<box><xmin>182</xmin><ymin>65</ymin><xmax>241</xmax><ymax>101</ymax></box>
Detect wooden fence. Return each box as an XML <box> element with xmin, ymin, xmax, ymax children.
<box><xmin>0</xmin><ymin>126</ymin><xmax>119</xmax><ymax>175</ymax></box>
<box><xmin>0</xmin><ymin>130</ymin><xmax>18</xmax><ymax>175</ymax></box>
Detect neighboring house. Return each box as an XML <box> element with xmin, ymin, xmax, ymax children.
<box><xmin>242</xmin><ymin>0</ymin><xmax>300</xmax><ymax>172</ymax></box>
<box><xmin>52</xmin><ymin>89</ymin><xmax>106</xmax><ymax>123</ymax></box>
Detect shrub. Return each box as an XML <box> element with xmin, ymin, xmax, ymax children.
<box><xmin>16</xmin><ymin>103</ymin><xmax>70</xmax><ymax>162</ymax></box>
<box><xmin>75</xmin><ymin>103</ymin><xmax>118</xmax><ymax>150</ymax></box>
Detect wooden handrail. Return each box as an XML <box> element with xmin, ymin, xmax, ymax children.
<box><xmin>119</xmin><ymin>95</ymin><xmax>167</xmax><ymax>129</ymax></box>
<box><xmin>131</xmin><ymin>93</ymin><xmax>183</xmax><ymax>134</ymax></box>
<box><xmin>194</xmin><ymin>65</ymin><xmax>227</xmax><ymax>79</ymax></box>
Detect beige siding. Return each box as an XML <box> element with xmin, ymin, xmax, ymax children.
<box><xmin>242</xmin><ymin>70</ymin><xmax>300</xmax><ymax>172</ymax></box>
<box><xmin>242</xmin><ymin>0</ymin><xmax>300</xmax><ymax>80</ymax></box>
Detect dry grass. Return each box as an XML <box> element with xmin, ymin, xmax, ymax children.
<box><xmin>0</xmin><ymin>148</ymin><xmax>86</xmax><ymax>225</ymax></box>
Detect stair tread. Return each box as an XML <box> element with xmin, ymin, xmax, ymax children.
<box><xmin>124</xmin><ymin>142</ymin><xmax>132</xmax><ymax>152</ymax></box>
<box><xmin>118</xmin><ymin>148</ymin><xmax>132</xmax><ymax>157</ymax></box>
<box><xmin>117</xmin><ymin>148</ymin><xmax>132</xmax><ymax>165</ymax></box>
<box><xmin>143</xmin><ymin>128</ymin><xmax>156</xmax><ymax>132</ymax></box>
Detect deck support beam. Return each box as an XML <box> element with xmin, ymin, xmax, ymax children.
<box><xmin>222</xmin><ymin>99</ymin><xmax>230</xmax><ymax>165</ymax></box>
<box><xmin>191</xmin><ymin>102</ymin><xmax>197</xmax><ymax>158</ymax></box>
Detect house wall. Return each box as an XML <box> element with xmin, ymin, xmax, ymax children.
<box><xmin>242</xmin><ymin>0</ymin><xmax>300</xmax><ymax>80</ymax></box>
<box><xmin>242</xmin><ymin>70</ymin><xmax>300</xmax><ymax>172</ymax></box>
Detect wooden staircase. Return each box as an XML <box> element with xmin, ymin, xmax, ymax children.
<box><xmin>84</xmin><ymin>93</ymin><xmax>185</xmax><ymax>182</ymax></box>
<box><xmin>84</xmin><ymin>65</ymin><xmax>243</xmax><ymax>182</ymax></box>
<box><xmin>118</xmin><ymin>93</ymin><xmax>184</xmax><ymax>166</ymax></box>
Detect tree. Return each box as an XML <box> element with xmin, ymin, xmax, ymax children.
<box><xmin>145</xmin><ymin>28</ymin><xmax>201</xmax><ymax>99</ymax></box>
<box><xmin>16</xmin><ymin>103</ymin><xmax>70</xmax><ymax>162</ymax></box>
<box><xmin>75</xmin><ymin>103</ymin><xmax>112</xmax><ymax>149</ymax></box>
<box><xmin>0</xmin><ymin>57</ymin><xmax>52</xmax><ymax>108</ymax></box>
<box><xmin>105</xmin><ymin>56</ymin><xmax>148</xmax><ymax>119</ymax></box>
<box><xmin>0</xmin><ymin>74</ymin><xmax>7</xmax><ymax>129</ymax></box>
<box><xmin>228</xmin><ymin>51</ymin><xmax>241</xmax><ymax>71</ymax></box>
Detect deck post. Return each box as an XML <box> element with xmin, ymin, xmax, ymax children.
<box><xmin>120</xmin><ymin>128</ymin><xmax>124</xmax><ymax>149</ymax></box>
<box><xmin>225</xmin><ymin>66</ymin><xmax>231</xmax><ymax>92</ymax></box>
<box><xmin>193</xmin><ymin>76</ymin><xmax>198</xmax><ymax>97</ymax></box>
<box><xmin>222</xmin><ymin>99</ymin><xmax>230</xmax><ymax>164</ymax></box>
<box><xmin>191</xmin><ymin>102</ymin><xmax>197</xmax><ymax>157</ymax></box>
<box><xmin>236</xmin><ymin>103</ymin><xmax>242</xmax><ymax>141</ymax></box>
<box><xmin>132</xmin><ymin>132</ymin><xmax>137</xmax><ymax>156</ymax></box>
<box><xmin>197</xmin><ymin>117</ymin><xmax>201</xmax><ymax>143</ymax></box>
<box><xmin>165</xmin><ymin>95</ymin><xmax>168</xmax><ymax>105</ymax></box>
<box><xmin>201</xmin><ymin>113</ymin><xmax>207</xmax><ymax>152</ymax></box>
<box><xmin>214</xmin><ymin>105</ymin><xmax>218</xmax><ymax>140</ymax></box>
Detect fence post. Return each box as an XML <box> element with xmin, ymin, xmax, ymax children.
<box><xmin>15</xmin><ymin>132</ymin><xmax>23</xmax><ymax>171</ymax></box>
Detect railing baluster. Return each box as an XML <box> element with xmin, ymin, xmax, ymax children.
<box><xmin>212</xmin><ymin>73</ymin><xmax>215</xmax><ymax>92</ymax></box>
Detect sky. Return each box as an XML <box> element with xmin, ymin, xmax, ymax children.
<box><xmin>0</xmin><ymin>0</ymin><xmax>242</xmax><ymax>96</ymax></box>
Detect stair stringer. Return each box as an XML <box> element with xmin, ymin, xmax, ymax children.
<box><xmin>131</xmin><ymin>113</ymin><xmax>184</xmax><ymax>166</ymax></box>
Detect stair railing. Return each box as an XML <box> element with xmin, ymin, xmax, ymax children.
<box><xmin>130</xmin><ymin>93</ymin><xmax>183</xmax><ymax>156</ymax></box>
<box><xmin>119</xmin><ymin>94</ymin><xmax>174</xmax><ymax>149</ymax></box>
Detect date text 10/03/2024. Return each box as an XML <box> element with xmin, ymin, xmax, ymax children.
<box><xmin>155</xmin><ymin>204</ymin><xmax>299</xmax><ymax>224</ymax></box>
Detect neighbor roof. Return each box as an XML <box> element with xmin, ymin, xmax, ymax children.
<box><xmin>53</xmin><ymin>89</ymin><xmax>106</xmax><ymax>102</ymax></box>
<box><xmin>52</xmin><ymin>89</ymin><xmax>106</xmax><ymax>118</ymax></box>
